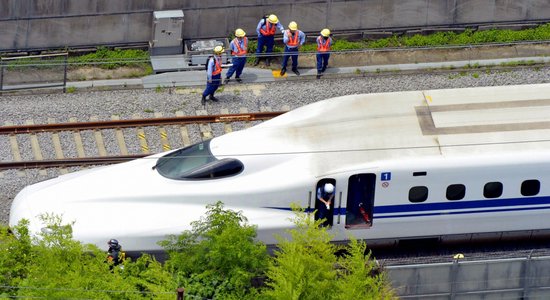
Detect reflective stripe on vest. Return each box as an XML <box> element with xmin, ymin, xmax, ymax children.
<box><xmin>317</xmin><ymin>36</ymin><xmax>331</xmax><ymax>52</ymax></box>
<box><xmin>286</xmin><ymin>30</ymin><xmax>299</xmax><ymax>47</ymax></box>
<box><xmin>212</xmin><ymin>56</ymin><xmax>222</xmax><ymax>75</ymax></box>
<box><xmin>231</xmin><ymin>37</ymin><xmax>248</xmax><ymax>56</ymax></box>
<box><xmin>260</xmin><ymin>21</ymin><xmax>276</xmax><ymax>36</ymax></box>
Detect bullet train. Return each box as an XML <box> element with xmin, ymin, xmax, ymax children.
<box><xmin>10</xmin><ymin>83</ymin><xmax>550</xmax><ymax>253</ymax></box>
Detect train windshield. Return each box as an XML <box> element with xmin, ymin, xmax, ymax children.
<box><xmin>155</xmin><ymin>140</ymin><xmax>244</xmax><ymax>180</ymax></box>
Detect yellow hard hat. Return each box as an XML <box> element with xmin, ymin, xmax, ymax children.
<box><xmin>289</xmin><ymin>21</ymin><xmax>298</xmax><ymax>31</ymax></box>
<box><xmin>268</xmin><ymin>14</ymin><xmax>278</xmax><ymax>24</ymax></box>
<box><xmin>213</xmin><ymin>46</ymin><xmax>224</xmax><ymax>54</ymax></box>
<box><xmin>321</xmin><ymin>28</ymin><xmax>331</xmax><ymax>37</ymax></box>
<box><xmin>235</xmin><ymin>28</ymin><xmax>246</xmax><ymax>37</ymax></box>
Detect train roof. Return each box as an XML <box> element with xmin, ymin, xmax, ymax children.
<box><xmin>211</xmin><ymin>83</ymin><xmax>550</xmax><ymax>175</ymax></box>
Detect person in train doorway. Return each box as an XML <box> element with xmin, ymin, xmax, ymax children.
<box><xmin>280</xmin><ymin>21</ymin><xmax>306</xmax><ymax>76</ymax></box>
<box><xmin>316</xmin><ymin>28</ymin><xmax>332</xmax><ymax>79</ymax></box>
<box><xmin>254</xmin><ymin>14</ymin><xmax>284</xmax><ymax>66</ymax></box>
<box><xmin>106</xmin><ymin>239</ymin><xmax>125</xmax><ymax>267</ymax></box>
<box><xmin>317</xmin><ymin>183</ymin><xmax>335</xmax><ymax>227</ymax></box>
<box><xmin>224</xmin><ymin>28</ymin><xmax>248</xmax><ymax>84</ymax></box>
<box><xmin>201</xmin><ymin>46</ymin><xmax>225</xmax><ymax>106</ymax></box>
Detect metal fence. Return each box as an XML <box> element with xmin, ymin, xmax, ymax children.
<box><xmin>0</xmin><ymin>53</ymin><xmax>68</xmax><ymax>92</ymax></box>
<box><xmin>386</xmin><ymin>255</ymin><xmax>550</xmax><ymax>299</ymax></box>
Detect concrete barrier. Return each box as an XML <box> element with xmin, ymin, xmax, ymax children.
<box><xmin>2</xmin><ymin>0</ymin><xmax>550</xmax><ymax>52</ymax></box>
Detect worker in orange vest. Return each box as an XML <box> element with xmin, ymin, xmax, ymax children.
<box><xmin>224</xmin><ymin>28</ymin><xmax>248</xmax><ymax>84</ymax></box>
<box><xmin>316</xmin><ymin>28</ymin><xmax>332</xmax><ymax>79</ymax></box>
<box><xmin>255</xmin><ymin>14</ymin><xmax>284</xmax><ymax>66</ymax></box>
<box><xmin>280</xmin><ymin>21</ymin><xmax>305</xmax><ymax>76</ymax></box>
<box><xmin>201</xmin><ymin>46</ymin><xmax>224</xmax><ymax>105</ymax></box>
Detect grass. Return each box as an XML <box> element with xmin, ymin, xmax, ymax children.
<box><xmin>65</xmin><ymin>86</ymin><xmax>76</xmax><ymax>93</ymax></box>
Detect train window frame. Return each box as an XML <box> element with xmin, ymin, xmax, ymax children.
<box><xmin>521</xmin><ymin>179</ymin><xmax>540</xmax><ymax>196</ymax></box>
<box><xmin>409</xmin><ymin>186</ymin><xmax>428</xmax><ymax>203</ymax></box>
<box><xmin>180</xmin><ymin>158</ymin><xmax>244</xmax><ymax>180</ymax></box>
<box><xmin>483</xmin><ymin>181</ymin><xmax>503</xmax><ymax>198</ymax></box>
<box><xmin>446</xmin><ymin>184</ymin><xmax>466</xmax><ymax>201</ymax></box>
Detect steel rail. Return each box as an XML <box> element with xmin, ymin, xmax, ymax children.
<box><xmin>0</xmin><ymin>111</ymin><xmax>285</xmax><ymax>135</ymax></box>
<box><xmin>0</xmin><ymin>155</ymin><xmax>147</xmax><ymax>170</ymax></box>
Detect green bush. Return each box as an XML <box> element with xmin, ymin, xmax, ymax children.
<box><xmin>69</xmin><ymin>47</ymin><xmax>150</xmax><ymax>69</ymax></box>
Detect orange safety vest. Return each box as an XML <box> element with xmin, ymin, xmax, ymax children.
<box><xmin>231</xmin><ymin>37</ymin><xmax>248</xmax><ymax>56</ymax></box>
<box><xmin>260</xmin><ymin>21</ymin><xmax>276</xmax><ymax>36</ymax></box>
<box><xmin>286</xmin><ymin>30</ymin><xmax>299</xmax><ymax>47</ymax></box>
<box><xmin>212</xmin><ymin>56</ymin><xmax>222</xmax><ymax>75</ymax></box>
<box><xmin>317</xmin><ymin>36</ymin><xmax>331</xmax><ymax>52</ymax></box>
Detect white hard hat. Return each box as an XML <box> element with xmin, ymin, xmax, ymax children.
<box><xmin>324</xmin><ymin>183</ymin><xmax>334</xmax><ymax>193</ymax></box>
<box><xmin>289</xmin><ymin>21</ymin><xmax>298</xmax><ymax>31</ymax></box>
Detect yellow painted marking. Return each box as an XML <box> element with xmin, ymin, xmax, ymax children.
<box><xmin>426</xmin><ymin>95</ymin><xmax>433</xmax><ymax>102</ymax></box>
<box><xmin>220</xmin><ymin>108</ymin><xmax>233</xmax><ymax>133</ymax></box>
<box><xmin>48</xmin><ymin>118</ymin><xmax>68</xmax><ymax>174</ymax></box>
<box><xmin>90</xmin><ymin>116</ymin><xmax>107</xmax><ymax>157</ymax></box>
<box><xmin>69</xmin><ymin>118</ymin><xmax>86</xmax><ymax>158</ymax></box>
<box><xmin>176</xmin><ymin>111</ymin><xmax>191</xmax><ymax>146</ymax></box>
<box><xmin>272</xmin><ymin>70</ymin><xmax>287</xmax><ymax>78</ymax></box>
<box><xmin>239</xmin><ymin>107</ymin><xmax>252</xmax><ymax>128</ymax></box>
<box><xmin>5</xmin><ymin>121</ymin><xmax>25</xmax><ymax>177</ymax></box>
<box><xmin>111</xmin><ymin>115</ymin><xmax>129</xmax><ymax>155</ymax></box>
<box><xmin>26</xmin><ymin>120</ymin><xmax>47</xmax><ymax>176</ymax></box>
<box><xmin>155</xmin><ymin>112</ymin><xmax>171</xmax><ymax>152</ymax></box>
<box><xmin>196</xmin><ymin>110</ymin><xmax>213</xmax><ymax>140</ymax></box>
<box><xmin>133</xmin><ymin>114</ymin><xmax>149</xmax><ymax>154</ymax></box>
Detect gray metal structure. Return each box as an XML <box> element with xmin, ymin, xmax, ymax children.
<box><xmin>2</xmin><ymin>0</ymin><xmax>550</xmax><ymax>52</ymax></box>
<box><xmin>387</xmin><ymin>255</ymin><xmax>550</xmax><ymax>299</ymax></box>
<box><xmin>150</xmin><ymin>10</ymin><xmax>184</xmax><ymax>56</ymax></box>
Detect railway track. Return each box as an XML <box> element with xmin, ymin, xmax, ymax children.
<box><xmin>0</xmin><ymin>109</ymin><xmax>285</xmax><ymax>172</ymax></box>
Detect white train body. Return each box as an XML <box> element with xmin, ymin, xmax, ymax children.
<box><xmin>10</xmin><ymin>83</ymin><xmax>550</xmax><ymax>252</ymax></box>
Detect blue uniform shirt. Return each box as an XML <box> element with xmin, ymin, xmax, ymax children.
<box><xmin>206</xmin><ymin>55</ymin><xmax>222</xmax><ymax>81</ymax></box>
<box><xmin>256</xmin><ymin>19</ymin><xmax>284</xmax><ymax>37</ymax></box>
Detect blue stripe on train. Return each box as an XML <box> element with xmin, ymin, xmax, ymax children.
<box><xmin>264</xmin><ymin>195</ymin><xmax>550</xmax><ymax>217</ymax></box>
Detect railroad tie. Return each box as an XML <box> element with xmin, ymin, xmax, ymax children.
<box><xmin>220</xmin><ymin>108</ymin><xmax>233</xmax><ymax>133</ymax></box>
<box><xmin>133</xmin><ymin>113</ymin><xmax>150</xmax><ymax>154</ymax></box>
<box><xmin>69</xmin><ymin>117</ymin><xmax>86</xmax><ymax>158</ymax></box>
<box><xmin>195</xmin><ymin>110</ymin><xmax>213</xmax><ymax>140</ymax></box>
<box><xmin>111</xmin><ymin>115</ymin><xmax>129</xmax><ymax>155</ymax></box>
<box><xmin>90</xmin><ymin>116</ymin><xmax>107</xmax><ymax>157</ymax></box>
<box><xmin>4</xmin><ymin>121</ymin><xmax>25</xmax><ymax>177</ymax></box>
<box><xmin>175</xmin><ymin>111</ymin><xmax>191</xmax><ymax>147</ymax></box>
<box><xmin>48</xmin><ymin>118</ymin><xmax>68</xmax><ymax>175</ymax></box>
<box><xmin>26</xmin><ymin>120</ymin><xmax>47</xmax><ymax>176</ymax></box>
<box><xmin>154</xmin><ymin>112</ymin><xmax>172</xmax><ymax>152</ymax></box>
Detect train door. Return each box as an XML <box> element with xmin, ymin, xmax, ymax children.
<box><xmin>314</xmin><ymin>178</ymin><xmax>336</xmax><ymax>227</ymax></box>
<box><xmin>345</xmin><ymin>174</ymin><xmax>375</xmax><ymax>229</ymax></box>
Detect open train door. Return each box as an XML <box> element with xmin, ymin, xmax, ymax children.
<box><xmin>314</xmin><ymin>178</ymin><xmax>336</xmax><ymax>227</ymax></box>
<box><xmin>345</xmin><ymin>174</ymin><xmax>375</xmax><ymax>229</ymax></box>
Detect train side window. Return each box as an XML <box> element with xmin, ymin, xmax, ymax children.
<box><xmin>521</xmin><ymin>179</ymin><xmax>540</xmax><ymax>196</ymax></box>
<box><xmin>446</xmin><ymin>184</ymin><xmax>466</xmax><ymax>200</ymax></box>
<box><xmin>409</xmin><ymin>186</ymin><xmax>428</xmax><ymax>203</ymax></box>
<box><xmin>484</xmin><ymin>182</ymin><xmax>503</xmax><ymax>198</ymax></box>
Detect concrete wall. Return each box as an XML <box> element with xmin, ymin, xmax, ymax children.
<box><xmin>2</xmin><ymin>0</ymin><xmax>550</xmax><ymax>51</ymax></box>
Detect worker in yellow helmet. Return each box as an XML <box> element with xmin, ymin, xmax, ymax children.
<box><xmin>316</xmin><ymin>28</ymin><xmax>332</xmax><ymax>79</ymax></box>
<box><xmin>255</xmin><ymin>14</ymin><xmax>284</xmax><ymax>66</ymax></box>
<box><xmin>280</xmin><ymin>21</ymin><xmax>305</xmax><ymax>76</ymax></box>
<box><xmin>201</xmin><ymin>46</ymin><xmax>224</xmax><ymax>105</ymax></box>
<box><xmin>224</xmin><ymin>28</ymin><xmax>248</xmax><ymax>84</ymax></box>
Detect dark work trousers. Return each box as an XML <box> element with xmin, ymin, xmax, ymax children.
<box><xmin>202</xmin><ymin>73</ymin><xmax>221</xmax><ymax>97</ymax></box>
<box><xmin>282</xmin><ymin>46</ymin><xmax>299</xmax><ymax>70</ymax></box>
<box><xmin>316</xmin><ymin>53</ymin><xmax>330</xmax><ymax>72</ymax></box>
<box><xmin>256</xmin><ymin>35</ymin><xmax>275</xmax><ymax>59</ymax></box>
<box><xmin>226</xmin><ymin>56</ymin><xmax>246</xmax><ymax>79</ymax></box>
